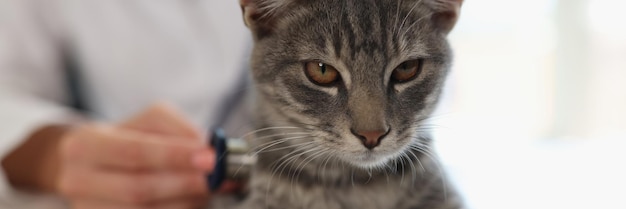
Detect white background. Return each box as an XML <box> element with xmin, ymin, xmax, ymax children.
<box><xmin>435</xmin><ymin>0</ymin><xmax>626</xmax><ymax>208</ymax></box>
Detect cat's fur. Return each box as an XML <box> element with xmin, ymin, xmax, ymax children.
<box><xmin>222</xmin><ymin>0</ymin><xmax>464</xmax><ymax>208</ymax></box>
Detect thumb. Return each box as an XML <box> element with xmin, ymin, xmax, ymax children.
<box><xmin>120</xmin><ymin>102</ymin><xmax>203</xmax><ymax>140</ymax></box>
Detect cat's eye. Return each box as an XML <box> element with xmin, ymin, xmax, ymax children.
<box><xmin>304</xmin><ymin>62</ymin><xmax>340</xmax><ymax>86</ymax></box>
<box><xmin>391</xmin><ymin>59</ymin><xmax>423</xmax><ymax>83</ymax></box>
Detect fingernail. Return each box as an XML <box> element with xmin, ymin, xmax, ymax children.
<box><xmin>192</xmin><ymin>151</ymin><xmax>215</xmax><ymax>171</ymax></box>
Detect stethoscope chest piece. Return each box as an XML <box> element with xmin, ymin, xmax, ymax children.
<box><xmin>207</xmin><ymin>129</ymin><xmax>256</xmax><ymax>191</ymax></box>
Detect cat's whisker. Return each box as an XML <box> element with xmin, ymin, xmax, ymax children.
<box><xmin>409</xmin><ymin>113</ymin><xmax>455</xmax><ymax>130</ymax></box>
<box><xmin>238</xmin><ymin>126</ymin><xmax>308</xmax><ymax>140</ymax></box>
<box><xmin>315</xmin><ymin>149</ymin><xmax>334</xmax><ymax>182</ymax></box>
<box><xmin>266</xmin><ymin>143</ymin><xmax>317</xmax><ymax>206</ymax></box>
<box><xmin>231</xmin><ymin>140</ymin><xmax>316</xmax><ymax>179</ymax></box>
<box><xmin>315</xmin><ymin>151</ymin><xmax>327</xmax><ymax>182</ymax></box>
<box><xmin>401</xmin><ymin>152</ymin><xmax>413</xmax><ymax>183</ymax></box>
<box><xmin>270</xmin><ymin>143</ymin><xmax>315</xmax><ymax>176</ymax></box>
<box><xmin>246</xmin><ymin>132</ymin><xmax>311</xmax><ymax>151</ymax></box>
<box><xmin>268</xmin><ymin>142</ymin><xmax>314</xmax><ymax>171</ymax></box>
<box><xmin>406</xmin><ymin>146</ymin><xmax>427</xmax><ymax>186</ymax></box>
<box><xmin>409</xmin><ymin>142</ymin><xmax>449</xmax><ymax>200</ymax></box>
<box><xmin>294</xmin><ymin>147</ymin><xmax>326</xmax><ymax>180</ymax></box>
<box><xmin>256</xmin><ymin>1</ymin><xmax>284</xmax><ymax>20</ymax></box>
<box><xmin>365</xmin><ymin>167</ymin><xmax>373</xmax><ymax>184</ymax></box>
<box><xmin>408</xmin><ymin>147</ymin><xmax>427</xmax><ymax>174</ymax></box>
<box><xmin>287</xmin><ymin>121</ymin><xmax>329</xmax><ymax>132</ymax></box>
<box><xmin>410</xmin><ymin>122</ymin><xmax>445</xmax><ymax>130</ymax></box>
<box><xmin>404</xmin><ymin>153</ymin><xmax>416</xmax><ymax>183</ymax></box>
<box><xmin>420</xmin><ymin>111</ymin><xmax>456</xmax><ymax>121</ymax></box>
<box><xmin>384</xmin><ymin>164</ymin><xmax>391</xmax><ymax>185</ymax></box>
<box><xmin>397</xmin><ymin>0</ymin><xmax>423</xmax><ymax>36</ymax></box>
<box><xmin>291</xmin><ymin>147</ymin><xmax>326</xmax><ymax>179</ymax></box>
<box><xmin>291</xmin><ymin>148</ymin><xmax>328</xmax><ymax>194</ymax></box>
<box><xmin>392</xmin><ymin>0</ymin><xmax>403</xmax><ymax>35</ymax></box>
<box><xmin>386</xmin><ymin>158</ymin><xmax>395</xmax><ymax>174</ymax></box>
<box><xmin>253</xmin><ymin>114</ymin><xmax>322</xmax><ymax>128</ymax></box>
<box><xmin>400</xmin><ymin>12</ymin><xmax>434</xmax><ymax>39</ymax></box>
<box><xmin>255</xmin><ymin>141</ymin><xmax>317</xmax><ymax>154</ymax></box>
<box><xmin>278</xmin><ymin>147</ymin><xmax>321</xmax><ymax>199</ymax></box>
<box><xmin>272</xmin><ymin>144</ymin><xmax>319</xmax><ymax>182</ymax></box>
<box><xmin>249</xmin><ymin>135</ymin><xmax>313</xmax><ymax>156</ymax></box>
<box><xmin>246</xmin><ymin>131</ymin><xmax>312</xmax><ymax>142</ymax></box>
<box><xmin>413</xmin><ymin>125</ymin><xmax>438</xmax><ymax>130</ymax></box>
<box><xmin>320</xmin><ymin>150</ymin><xmax>335</xmax><ymax>182</ymax></box>
<box><xmin>350</xmin><ymin>168</ymin><xmax>355</xmax><ymax>188</ymax></box>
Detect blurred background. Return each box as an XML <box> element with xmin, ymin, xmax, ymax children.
<box><xmin>434</xmin><ymin>0</ymin><xmax>626</xmax><ymax>208</ymax></box>
<box><xmin>2</xmin><ymin>0</ymin><xmax>624</xmax><ymax>208</ymax></box>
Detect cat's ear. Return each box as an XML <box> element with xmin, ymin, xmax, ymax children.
<box><xmin>426</xmin><ymin>0</ymin><xmax>464</xmax><ymax>33</ymax></box>
<box><xmin>240</xmin><ymin>0</ymin><xmax>290</xmax><ymax>38</ymax></box>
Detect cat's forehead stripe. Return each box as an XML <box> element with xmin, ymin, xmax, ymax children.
<box><xmin>313</xmin><ymin>1</ymin><xmax>427</xmax><ymax>72</ymax></box>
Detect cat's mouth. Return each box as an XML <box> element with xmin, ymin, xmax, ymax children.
<box><xmin>338</xmin><ymin>134</ymin><xmax>412</xmax><ymax>169</ymax></box>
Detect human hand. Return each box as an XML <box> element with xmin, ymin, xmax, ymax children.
<box><xmin>56</xmin><ymin>104</ymin><xmax>215</xmax><ymax>209</ymax></box>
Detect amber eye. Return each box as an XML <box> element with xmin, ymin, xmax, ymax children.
<box><xmin>304</xmin><ymin>62</ymin><xmax>340</xmax><ymax>86</ymax></box>
<box><xmin>391</xmin><ymin>59</ymin><xmax>423</xmax><ymax>83</ymax></box>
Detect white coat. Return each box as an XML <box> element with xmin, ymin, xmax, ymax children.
<box><xmin>0</xmin><ymin>0</ymin><xmax>251</xmax><ymax>207</ymax></box>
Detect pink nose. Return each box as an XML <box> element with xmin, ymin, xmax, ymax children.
<box><xmin>351</xmin><ymin>129</ymin><xmax>390</xmax><ymax>149</ymax></box>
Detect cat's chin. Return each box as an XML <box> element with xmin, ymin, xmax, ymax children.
<box><xmin>343</xmin><ymin>151</ymin><xmax>396</xmax><ymax>169</ymax></box>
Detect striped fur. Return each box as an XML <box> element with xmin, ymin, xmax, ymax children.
<box><xmin>215</xmin><ymin>1</ymin><xmax>464</xmax><ymax>208</ymax></box>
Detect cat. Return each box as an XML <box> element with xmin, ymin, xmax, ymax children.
<box><xmin>218</xmin><ymin>0</ymin><xmax>464</xmax><ymax>208</ymax></box>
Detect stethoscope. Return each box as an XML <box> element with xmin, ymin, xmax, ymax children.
<box><xmin>206</xmin><ymin>128</ymin><xmax>256</xmax><ymax>191</ymax></box>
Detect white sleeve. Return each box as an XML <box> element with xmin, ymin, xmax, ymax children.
<box><xmin>0</xmin><ymin>0</ymin><xmax>78</xmax><ymax>206</ymax></box>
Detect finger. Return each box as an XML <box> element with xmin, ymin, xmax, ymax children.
<box><xmin>72</xmin><ymin>198</ymin><xmax>208</xmax><ymax>209</ymax></box>
<box><xmin>120</xmin><ymin>103</ymin><xmax>202</xmax><ymax>140</ymax></box>
<box><xmin>59</xmin><ymin>169</ymin><xmax>208</xmax><ymax>205</ymax></box>
<box><xmin>62</xmin><ymin>126</ymin><xmax>215</xmax><ymax>171</ymax></box>
<box><xmin>217</xmin><ymin>181</ymin><xmax>245</xmax><ymax>194</ymax></box>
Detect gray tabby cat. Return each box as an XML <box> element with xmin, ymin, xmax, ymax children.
<box><xmin>222</xmin><ymin>0</ymin><xmax>463</xmax><ymax>208</ymax></box>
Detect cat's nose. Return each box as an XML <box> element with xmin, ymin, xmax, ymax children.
<box><xmin>351</xmin><ymin>128</ymin><xmax>390</xmax><ymax>149</ymax></box>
